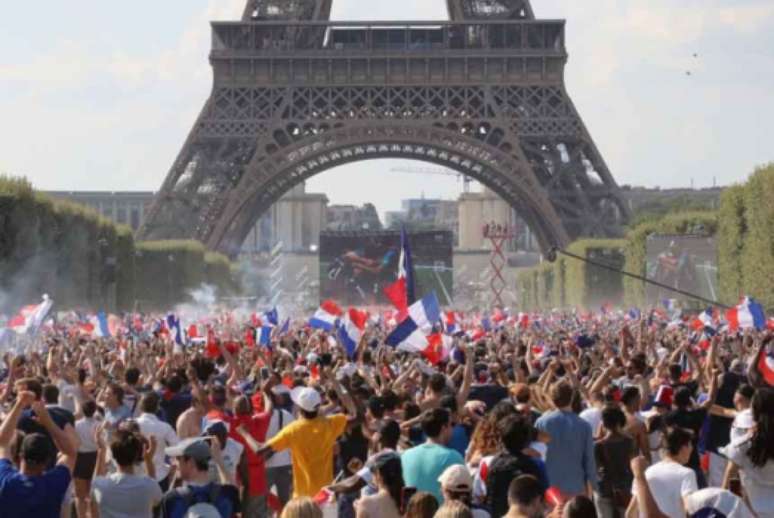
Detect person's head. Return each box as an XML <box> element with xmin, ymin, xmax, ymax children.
<box><xmin>600</xmin><ymin>405</ymin><xmax>627</xmax><ymax>434</ymax></box>
<box><xmin>376</xmin><ymin>419</ymin><xmax>401</xmax><ymax>450</ymax></box>
<box><xmin>82</xmin><ymin>399</ymin><xmax>97</xmax><ymax>419</ymax></box>
<box><xmin>105</xmin><ymin>382</ymin><xmax>124</xmax><ymax>408</ymax></box>
<box><xmin>562</xmin><ymin>495</ymin><xmax>597</xmax><ymax>518</ymax></box>
<box><xmin>664</xmin><ymin>427</ymin><xmax>693</xmax><ymax>464</ymax></box>
<box><xmin>673</xmin><ymin>387</ymin><xmax>693</xmax><ymax>410</ymax></box>
<box><xmin>551</xmin><ymin>382</ymin><xmax>574</xmax><ymax>410</ymax></box>
<box><xmin>733</xmin><ymin>384</ymin><xmax>755</xmax><ymax>411</ymax></box>
<box><xmin>438</xmin><ymin>464</ymin><xmax>473</xmax><ymax>506</ymax></box>
<box><xmin>404</xmin><ymin>491</ymin><xmax>439</xmax><ymax>518</ymax></box>
<box><xmin>19</xmin><ymin>433</ymin><xmax>53</xmax><ymax>474</ymax></box>
<box><xmin>124</xmin><ymin>367</ymin><xmax>141</xmax><ymax>386</ymax></box>
<box><xmin>203</xmin><ymin>421</ymin><xmax>229</xmax><ymax>449</ymax></box>
<box><xmin>165</xmin><ymin>438</ymin><xmax>212</xmax><ymax>481</ymax></box>
<box><xmin>42</xmin><ymin>384</ymin><xmax>59</xmax><ymax>405</ymax></box>
<box><xmin>291</xmin><ymin>386</ymin><xmax>321</xmax><ymax>419</ymax></box>
<box><xmin>15</xmin><ymin>378</ymin><xmax>42</xmax><ymax>402</ymax></box>
<box><xmin>139</xmin><ymin>391</ymin><xmax>160</xmax><ymax>415</ymax></box>
<box><xmin>280</xmin><ymin>497</ymin><xmax>323</xmax><ymax>518</ymax></box>
<box><xmin>370</xmin><ymin>453</ymin><xmax>404</xmax><ymax>509</ymax></box>
<box><xmin>499</xmin><ymin>414</ymin><xmax>532</xmax><ymax>456</ymax></box>
<box><xmin>421</xmin><ymin>407</ymin><xmax>452</xmax><ymax>443</ymax></box>
<box><xmin>748</xmin><ymin>387</ymin><xmax>774</xmax><ymax>468</ymax></box>
<box><xmin>620</xmin><ymin>386</ymin><xmax>641</xmax><ymax>410</ymax></box>
<box><xmin>507</xmin><ymin>475</ymin><xmax>545</xmax><ymax>518</ymax></box>
<box><xmin>110</xmin><ymin>430</ymin><xmax>144</xmax><ymax>468</ymax></box>
<box><xmin>428</xmin><ymin>373</ymin><xmax>447</xmax><ymax>395</ymax></box>
<box><xmin>434</xmin><ymin>501</ymin><xmax>473</xmax><ymax>518</ymax></box>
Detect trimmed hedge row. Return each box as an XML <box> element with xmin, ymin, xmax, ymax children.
<box><xmin>516</xmin><ymin>239</ymin><xmax>625</xmax><ymax>311</ymax></box>
<box><xmin>0</xmin><ymin>176</ymin><xmax>239</xmax><ymax>313</ymax></box>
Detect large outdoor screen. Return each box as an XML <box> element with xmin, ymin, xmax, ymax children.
<box><xmin>645</xmin><ymin>235</ymin><xmax>718</xmax><ymax>307</ymax></box>
<box><xmin>320</xmin><ymin>230</ymin><xmax>453</xmax><ymax>306</ymax></box>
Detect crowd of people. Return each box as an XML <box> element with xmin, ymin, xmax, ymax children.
<box><xmin>0</xmin><ymin>307</ymin><xmax>772</xmax><ymax>518</ymax></box>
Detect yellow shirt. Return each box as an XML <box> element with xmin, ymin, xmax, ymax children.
<box><xmin>266</xmin><ymin>413</ymin><xmax>348</xmax><ymax>498</ymax></box>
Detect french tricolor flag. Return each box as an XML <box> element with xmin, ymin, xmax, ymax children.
<box><xmin>386</xmin><ymin>292</ymin><xmax>441</xmax><ymax>354</ymax></box>
<box><xmin>726</xmin><ymin>297</ymin><xmax>766</xmax><ymax>331</ymax></box>
<box><xmin>338</xmin><ymin>308</ymin><xmax>368</xmax><ymax>359</ymax></box>
<box><xmin>309</xmin><ymin>300</ymin><xmax>343</xmax><ymax>331</ymax></box>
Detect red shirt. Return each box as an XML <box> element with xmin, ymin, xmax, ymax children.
<box><xmin>232</xmin><ymin>412</ymin><xmax>271</xmax><ymax>496</ymax></box>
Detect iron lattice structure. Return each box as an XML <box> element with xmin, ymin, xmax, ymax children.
<box><xmin>139</xmin><ymin>0</ymin><xmax>630</xmax><ymax>256</ymax></box>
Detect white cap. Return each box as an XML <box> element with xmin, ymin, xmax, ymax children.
<box><xmin>291</xmin><ymin>386</ymin><xmax>321</xmax><ymax>412</ymax></box>
<box><xmin>438</xmin><ymin>464</ymin><xmax>473</xmax><ymax>492</ymax></box>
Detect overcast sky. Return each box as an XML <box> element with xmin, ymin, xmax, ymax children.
<box><xmin>1</xmin><ymin>0</ymin><xmax>773</xmax><ymax>217</ymax></box>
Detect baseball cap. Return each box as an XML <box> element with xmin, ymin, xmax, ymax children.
<box><xmin>685</xmin><ymin>488</ymin><xmax>754</xmax><ymax>518</ymax></box>
<box><xmin>164</xmin><ymin>438</ymin><xmax>211</xmax><ymax>462</ymax></box>
<box><xmin>438</xmin><ymin>464</ymin><xmax>473</xmax><ymax>492</ymax></box>
<box><xmin>291</xmin><ymin>386</ymin><xmax>321</xmax><ymax>412</ymax></box>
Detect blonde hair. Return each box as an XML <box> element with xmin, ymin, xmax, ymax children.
<box><xmin>434</xmin><ymin>500</ymin><xmax>473</xmax><ymax>518</ymax></box>
<box><xmin>281</xmin><ymin>497</ymin><xmax>323</xmax><ymax>518</ymax></box>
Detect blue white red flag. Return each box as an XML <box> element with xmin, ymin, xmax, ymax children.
<box><xmin>386</xmin><ymin>292</ymin><xmax>441</xmax><ymax>354</ymax></box>
<box><xmin>338</xmin><ymin>308</ymin><xmax>368</xmax><ymax>359</ymax></box>
<box><xmin>309</xmin><ymin>300</ymin><xmax>343</xmax><ymax>331</ymax></box>
<box><xmin>726</xmin><ymin>297</ymin><xmax>766</xmax><ymax>331</ymax></box>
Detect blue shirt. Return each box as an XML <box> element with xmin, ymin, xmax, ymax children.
<box><xmin>160</xmin><ymin>482</ymin><xmax>240</xmax><ymax>518</ymax></box>
<box><xmin>0</xmin><ymin>459</ymin><xmax>71</xmax><ymax>518</ymax></box>
<box><xmin>535</xmin><ymin>410</ymin><xmax>597</xmax><ymax>495</ymax></box>
<box><xmin>401</xmin><ymin>442</ymin><xmax>464</xmax><ymax>503</ymax></box>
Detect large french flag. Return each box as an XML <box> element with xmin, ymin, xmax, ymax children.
<box><xmin>385</xmin><ymin>292</ymin><xmax>441</xmax><ymax>354</ymax></box>
<box><xmin>726</xmin><ymin>297</ymin><xmax>766</xmax><ymax>331</ymax></box>
<box><xmin>383</xmin><ymin>226</ymin><xmax>415</xmax><ymax>313</ymax></box>
<box><xmin>338</xmin><ymin>308</ymin><xmax>368</xmax><ymax>359</ymax></box>
<box><xmin>309</xmin><ymin>300</ymin><xmax>343</xmax><ymax>331</ymax></box>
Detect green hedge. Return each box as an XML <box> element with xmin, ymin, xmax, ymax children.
<box><xmin>564</xmin><ymin>239</ymin><xmax>626</xmax><ymax>310</ymax></box>
<box><xmin>623</xmin><ymin>211</ymin><xmax>718</xmax><ymax>307</ymax></box>
<box><xmin>739</xmin><ymin>165</ymin><xmax>774</xmax><ymax>308</ymax></box>
<box><xmin>0</xmin><ymin>176</ymin><xmax>239</xmax><ymax>313</ymax></box>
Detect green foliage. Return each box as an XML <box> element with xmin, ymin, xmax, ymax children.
<box><xmin>0</xmin><ymin>176</ymin><xmax>240</xmax><ymax>313</ymax></box>
<box><xmin>623</xmin><ymin>211</ymin><xmax>718</xmax><ymax>307</ymax></box>
<box><xmin>739</xmin><ymin>164</ymin><xmax>774</xmax><ymax>309</ymax></box>
<box><xmin>717</xmin><ymin>185</ymin><xmax>746</xmax><ymax>304</ymax></box>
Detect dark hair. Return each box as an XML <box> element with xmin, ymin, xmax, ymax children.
<box><xmin>621</xmin><ymin>387</ymin><xmax>640</xmax><ymax>407</ymax></box>
<box><xmin>508</xmin><ymin>475</ymin><xmax>543</xmax><ymax>507</ymax></box>
<box><xmin>665</xmin><ymin>427</ymin><xmax>693</xmax><ymax>457</ymax></box>
<box><xmin>421</xmin><ymin>408</ymin><xmax>451</xmax><ymax>439</ymax></box>
<box><xmin>82</xmin><ymin>400</ymin><xmax>98</xmax><ymax>418</ymax></box>
<box><xmin>563</xmin><ymin>495</ymin><xmax>597</xmax><ymax>518</ymax></box>
<box><xmin>429</xmin><ymin>373</ymin><xmax>447</xmax><ymax>393</ymax></box>
<box><xmin>601</xmin><ymin>405</ymin><xmax>627</xmax><ymax>431</ymax></box>
<box><xmin>748</xmin><ymin>388</ymin><xmax>774</xmax><ymax>467</ymax></box>
<box><xmin>405</xmin><ymin>492</ymin><xmax>439</xmax><ymax>518</ymax></box>
<box><xmin>379</xmin><ymin>419</ymin><xmax>401</xmax><ymax>449</ymax></box>
<box><xmin>376</xmin><ymin>456</ymin><xmax>404</xmax><ymax>510</ymax></box>
<box><xmin>107</xmin><ymin>382</ymin><xmax>125</xmax><ymax>405</ymax></box>
<box><xmin>499</xmin><ymin>415</ymin><xmax>532</xmax><ymax>455</ymax></box>
<box><xmin>42</xmin><ymin>384</ymin><xmax>59</xmax><ymax>405</ymax></box>
<box><xmin>110</xmin><ymin>430</ymin><xmax>143</xmax><ymax>468</ymax></box>
<box><xmin>125</xmin><ymin>367</ymin><xmax>141</xmax><ymax>386</ymax></box>
<box><xmin>551</xmin><ymin>382</ymin><xmax>574</xmax><ymax>408</ymax></box>
<box><xmin>673</xmin><ymin>387</ymin><xmax>692</xmax><ymax>409</ymax></box>
<box><xmin>140</xmin><ymin>391</ymin><xmax>160</xmax><ymax>414</ymax></box>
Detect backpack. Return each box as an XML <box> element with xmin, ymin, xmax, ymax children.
<box><xmin>175</xmin><ymin>484</ymin><xmax>222</xmax><ymax>518</ymax></box>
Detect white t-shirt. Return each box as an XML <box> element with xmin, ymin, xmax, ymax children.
<box><xmin>265</xmin><ymin>409</ymin><xmax>294</xmax><ymax>468</ymax></box>
<box><xmin>580</xmin><ymin>407</ymin><xmax>602</xmax><ymax>437</ymax></box>
<box><xmin>634</xmin><ymin>460</ymin><xmax>697</xmax><ymax>518</ymax></box>
<box><xmin>722</xmin><ymin>440</ymin><xmax>774</xmax><ymax>518</ymax></box>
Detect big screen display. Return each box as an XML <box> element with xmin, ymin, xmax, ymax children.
<box><xmin>320</xmin><ymin>230</ymin><xmax>453</xmax><ymax>306</ymax></box>
<box><xmin>645</xmin><ymin>235</ymin><xmax>718</xmax><ymax>306</ymax></box>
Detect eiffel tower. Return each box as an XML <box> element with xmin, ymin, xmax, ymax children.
<box><xmin>138</xmin><ymin>0</ymin><xmax>630</xmax><ymax>256</ymax></box>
